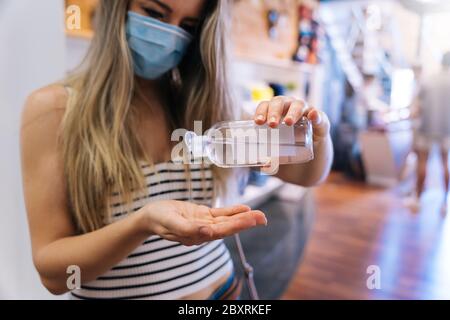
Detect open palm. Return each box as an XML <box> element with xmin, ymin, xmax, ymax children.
<box><xmin>146</xmin><ymin>200</ymin><xmax>267</xmax><ymax>246</ymax></box>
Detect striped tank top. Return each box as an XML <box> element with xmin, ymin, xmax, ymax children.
<box><xmin>71</xmin><ymin>162</ymin><xmax>234</xmax><ymax>300</ymax></box>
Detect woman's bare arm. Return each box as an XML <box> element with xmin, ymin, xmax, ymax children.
<box><xmin>21</xmin><ymin>85</ymin><xmax>266</xmax><ymax>295</ymax></box>
<box><xmin>20</xmin><ymin>86</ymin><xmax>155</xmax><ymax>294</ymax></box>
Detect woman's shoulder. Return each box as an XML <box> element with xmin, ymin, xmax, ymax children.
<box><xmin>21</xmin><ymin>84</ymin><xmax>69</xmax><ymax>130</ymax></box>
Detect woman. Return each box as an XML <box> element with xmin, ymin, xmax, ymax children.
<box><xmin>20</xmin><ymin>0</ymin><xmax>333</xmax><ymax>300</ymax></box>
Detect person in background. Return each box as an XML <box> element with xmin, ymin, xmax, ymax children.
<box><xmin>411</xmin><ymin>61</ymin><xmax>423</xmax><ymax>99</ymax></box>
<box><xmin>409</xmin><ymin>52</ymin><xmax>450</xmax><ymax>212</ymax></box>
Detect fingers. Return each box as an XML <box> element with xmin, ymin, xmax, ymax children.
<box><xmin>206</xmin><ymin>210</ymin><xmax>267</xmax><ymax>239</ymax></box>
<box><xmin>210</xmin><ymin>204</ymin><xmax>251</xmax><ymax>217</ymax></box>
<box><xmin>165</xmin><ymin>210</ymin><xmax>267</xmax><ymax>246</ymax></box>
<box><xmin>255</xmin><ymin>96</ymin><xmax>311</xmax><ymax>128</ymax></box>
<box><xmin>284</xmin><ymin>100</ymin><xmax>307</xmax><ymax>126</ymax></box>
<box><xmin>305</xmin><ymin>108</ymin><xmax>322</xmax><ymax>125</ymax></box>
<box><xmin>254</xmin><ymin>101</ymin><xmax>269</xmax><ymax>125</ymax></box>
<box><xmin>305</xmin><ymin>109</ymin><xmax>330</xmax><ymax>141</ymax></box>
<box><xmin>253</xmin><ymin>96</ymin><xmax>331</xmax><ymax>142</ymax></box>
<box><xmin>267</xmin><ymin>97</ymin><xmax>293</xmax><ymax>128</ymax></box>
<box><xmin>157</xmin><ymin>203</ymin><xmax>267</xmax><ymax>246</ymax></box>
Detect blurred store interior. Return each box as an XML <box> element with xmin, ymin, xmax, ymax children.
<box><xmin>1</xmin><ymin>0</ymin><xmax>450</xmax><ymax>299</ymax></box>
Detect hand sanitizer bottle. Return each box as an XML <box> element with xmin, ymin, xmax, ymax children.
<box><xmin>184</xmin><ymin>117</ymin><xmax>314</xmax><ymax>168</ymax></box>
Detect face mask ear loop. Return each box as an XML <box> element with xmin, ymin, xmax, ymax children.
<box><xmin>234</xmin><ymin>234</ymin><xmax>260</xmax><ymax>300</ymax></box>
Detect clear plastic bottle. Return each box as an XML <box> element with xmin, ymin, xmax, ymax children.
<box><xmin>184</xmin><ymin>118</ymin><xmax>314</xmax><ymax>168</ymax></box>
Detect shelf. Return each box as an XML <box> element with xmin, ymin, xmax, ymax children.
<box><xmin>234</xmin><ymin>55</ymin><xmax>318</xmax><ymax>73</ymax></box>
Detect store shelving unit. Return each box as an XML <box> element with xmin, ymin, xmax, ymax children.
<box><xmin>233</xmin><ymin>56</ymin><xmax>325</xmax><ymax>110</ymax></box>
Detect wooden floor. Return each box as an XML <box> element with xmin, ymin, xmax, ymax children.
<box><xmin>282</xmin><ymin>153</ymin><xmax>450</xmax><ymax>300</ymax></box>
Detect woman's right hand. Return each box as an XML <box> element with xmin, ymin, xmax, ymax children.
<box><xmin>142</xmin><ymin>200</ymin><xmax>267</xmax><ymax>246</ymax></box>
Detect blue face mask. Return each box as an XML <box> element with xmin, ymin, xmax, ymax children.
<box><xmin>126</xmin><ymin>11</ymin><xmax>193</xmax><ymax>80</ymax></box>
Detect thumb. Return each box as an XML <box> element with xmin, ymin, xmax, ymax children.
<box><xmin>307</xmin><ymin>110</ymin><xmax>329</xmax><ymax>141</ymax></box>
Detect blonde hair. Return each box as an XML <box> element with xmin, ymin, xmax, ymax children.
<box><xmin>62</xmin><ymin>0</ymin><xmax>236</xmax><ymax>233</ymax></box>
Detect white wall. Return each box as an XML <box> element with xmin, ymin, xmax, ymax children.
<box><xmin>0</xmin><ymin>0</ymin><xmax>66</xmax><ymax>299</ymax></box>
<box><xmin>392</xmin><ymin>2</ymin><xmax>450</xmax><ymax>75</ymax></box>
<box><xmin>66</xmin><ymin>36</ymin><xmax>90</xmax><ymax>72</ymax></box>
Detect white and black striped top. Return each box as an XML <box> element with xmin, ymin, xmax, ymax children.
<box><xmin>71</xmin><ymin>162</ymin><xmax>234</xmax><ymax>300</ymax></box>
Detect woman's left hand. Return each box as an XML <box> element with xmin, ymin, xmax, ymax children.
<box><xmin>253</xmin><ymin>96</ymin><xmax>330</xmax><ymax>142</ymax></box>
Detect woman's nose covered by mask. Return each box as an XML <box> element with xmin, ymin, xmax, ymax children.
<box><xmin>126</xmin><ymin>11</ymin><xmax>193</xmax><ymax>80</ymax></box>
